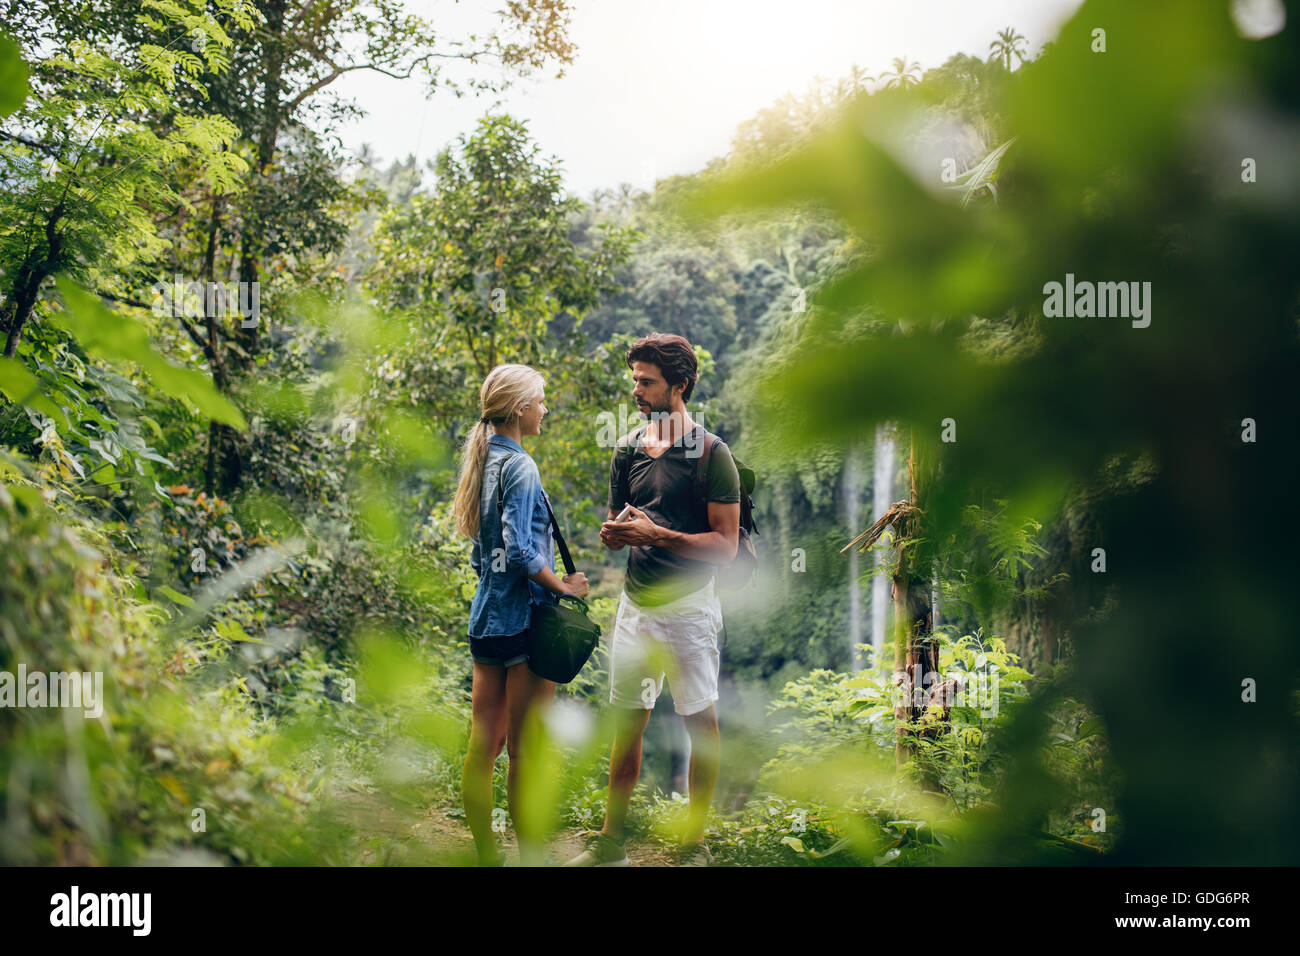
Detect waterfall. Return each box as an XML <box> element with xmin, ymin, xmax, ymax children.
<box><xmin>871</xmin><ymin>423</ymin><xmax>896</xmax><ymax>656</ymax></box>
<box><xmin>845</xmin><ymin>445</ymin><xmax>864</xmax><ymax>672</ymax></box>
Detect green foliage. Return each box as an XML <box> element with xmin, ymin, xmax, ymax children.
<box><xmin>369</xmin><ymin>114</ymin><xmax>634</xmax><ymax>381</ymax></box>
<box><xmin>0</xmin><ymin>32</ymin><xmax>29</xmax><ymax>117</ymax></box>
<box><xmin>685</xmin><ymin>0</ymin><xmax>1300</xmax><ymax>864</ymax></box>
<box><xmin>0</xmin><ymin>0</ymin><xmax>608</xmax><ymax>868</ymax></box>
<box><xmin>737</xmin><ymin>630</ymin><xmax>1116</xmax><ymax>864</ymax></box>
<box><xmin>5</xmin><ymin>1</ymin><xmax>1287</xmax><ymax>868</ymax></box>
<box><xmin>54</xmin><ymin>278</ymin><xmax>245</xmax><ymax>428</ymax></box>
<box><xmin>0</xmin><ymin>3</ymin><xmax>251</xmax><ymax>333</ymax></box>
<box><xmin>0</xmin><ymin>461</ymin><xmax>313</xmax><ymax>864</ymax></box>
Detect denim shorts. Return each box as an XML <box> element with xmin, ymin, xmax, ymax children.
<box><xmin>470</xmin><ymin>630</ymin><xmax>530</xmax><ymax>668</ymax></box>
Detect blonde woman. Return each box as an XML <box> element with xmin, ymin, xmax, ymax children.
<box><xmin>452</xmin><ymin>363</ymin><xmax>589</xmax><ymax>865</ymax></box>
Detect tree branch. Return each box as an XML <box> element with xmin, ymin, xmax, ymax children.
<box><xmin>0</xmin><ymin>130</ymin><xmax>61</xmax><ymax>154</ymax></box>
<box><xmin>841</xmin><ymin>500</ymin><xmax>920</xmax><ymax>554</ymax></box>
<box><xmin>283</xmin><ymin>48</ymin><xmax>499</xmax><ymax>114</ymax></box>
<box><xmin>96</xmin><ymin>290</ymin><xmax>218</xmax><ymax>359</ymax></box>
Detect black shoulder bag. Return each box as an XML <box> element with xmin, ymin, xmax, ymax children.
<box><xmin>495</xmin><ymin>455</ymin><xmax>601</xmax><ymax>683</ymax></box>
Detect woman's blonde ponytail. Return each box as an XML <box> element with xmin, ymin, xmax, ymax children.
<box><xmin>452</xmin><ymin>364</ymin><xmax>546</xmax><ymax>539</ymax></box>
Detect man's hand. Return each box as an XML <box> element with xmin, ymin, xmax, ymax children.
<box><xmin>599</xmin><ymin>526</ymin><xmax>626</xmax><ymax>551</ymax></box>
<box><xmin>600</xmin><ymin>508</ymin><xmax>626</xmax><ymax>550</ymax></box>
<box><xmin>601</xmin><ymin>506</ymin><xmax>662</xmax><ymax>548</ymax></box>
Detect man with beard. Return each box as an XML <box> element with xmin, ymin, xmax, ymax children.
<box><xmin>566</xmin><ymin>333</ymin><xmax>740</xmax><ymax>867</ymax></box>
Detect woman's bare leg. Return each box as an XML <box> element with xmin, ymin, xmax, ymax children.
<box><xmin>463</xmin><ymin>661</ymin><xmax>508</xmax><ymax>863</ymax></box>
<box><xmin>505</xmin><ymin>662</ymin><xmax>556</xmax><ymax>864</ymax></box>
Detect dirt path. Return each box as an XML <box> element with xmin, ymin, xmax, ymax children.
<box><xmin>325</xmin><ymin>788</ymin><xmax>676</xmax><ymax>866</ymax></box>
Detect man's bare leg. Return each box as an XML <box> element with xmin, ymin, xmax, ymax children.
<box><xmin>681</xmin><ymin>703</ymin><xmax>720</xmax><ymax>846</ymax></box>
<box><xmin>601</xmin><ymin>707</ymin><xmax>653</xmax><ymax>842</ymax></box>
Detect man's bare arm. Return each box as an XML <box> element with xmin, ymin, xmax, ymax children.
<box><xmin>655</xmin><ymin>501</ymin><xmax>739</xmax><ymax>563</ymax></box>
<box><xmin>603</xmin><ymin>502</ymin><xmax>739</xmax><ymax>564</ymax></box>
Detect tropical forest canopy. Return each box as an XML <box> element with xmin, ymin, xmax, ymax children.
<box><xmin>0</xmin><ymin>0</ymin><xmax>1296</xmax><ymax>867</ymax></box>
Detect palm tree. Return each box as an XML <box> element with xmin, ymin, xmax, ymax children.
<box><xmin>847</xmin><ymin>62</ymin><xmax>872</xmax><ymax>94</ymax></box>
<box><xmin>877</xmin><ymin>57</ymin><xmax>922</xmax><ymax>90</ymax></box>
<box><xmin>989</xmin><ymin>27</ymin><xmax>1028</xmax><ymax>71</ymax></box>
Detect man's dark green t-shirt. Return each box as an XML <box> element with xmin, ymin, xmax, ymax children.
<box><xmin>607</xmin><ymin>423</ymin><xmax>741</xmax><ymax>608</ymax></box>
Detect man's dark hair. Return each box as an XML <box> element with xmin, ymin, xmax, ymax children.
<box><xmin>626</xmin><ymin>333</ymin><xmax>699</xmax><ymax>401</ymax></box>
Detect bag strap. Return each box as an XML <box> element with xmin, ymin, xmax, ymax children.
<box><xmin>495</xmin><ymin>454</ymin><xmax>575</xmax><ymax>576</ymax></box>
<box><xmin>543</xmin><ymin>493</ymin><xmax>576</xmax><ymax>576</ymax></box>
<box><xmin>694</xmin><ymin>430</ymin><xmax>718</xmax><ymax>518</ymax></box>
<box><xmin>612</xmin><ymin>425</ymin><xmax>647</xmax><ymax>507</ymax></box>
<box><xmin>691</xmin><ymin>431</ymin><xmax>721</xmax><ymax>586</ymax></box>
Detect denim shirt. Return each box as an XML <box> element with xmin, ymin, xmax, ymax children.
<box><xmin>468</xmin><ymin>435</ymin><xmax>558</xmax><ymax>639</ymax></box>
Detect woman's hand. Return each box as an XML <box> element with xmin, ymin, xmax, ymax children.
<box><xmin>561</xmin><ymin>572</ymin><xmax>589</xmax><ymax>598</ymax></box>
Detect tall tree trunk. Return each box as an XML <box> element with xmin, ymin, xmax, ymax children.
<box><xmin>3</xmin><ymin>200</ymin><xmax>66</xmax><ymax>358</ymax></box>
<box><xmin>889</xmin><ymin>431</ymin><xmax>954</xmax><ymax>789</ymax></box>
<box><xmin>891</xmin><ymin>432</ymin><xmax>930</xmax><ymax>763</ymax></box>
<box><xmin>2</xmin><ymin>262</ymin><xmax>47</xmax><ymax>358</ymax></box>
<box><xmin>198</xmin><ymin>196</ymin><xmax>242</xmax><ymax>496</ymax></box>
<box><xmin>233</xmin><ymin>0</ymin><xmax>287</xmax><ymax>368</ymax></box>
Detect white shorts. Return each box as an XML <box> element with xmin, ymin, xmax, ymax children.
<box><xmin>608</xmin><ymin>578</ymin><xmax>722</xmax><ymax>717</ymax></box>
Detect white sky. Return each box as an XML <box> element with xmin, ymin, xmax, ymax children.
<box><xmin>331</xmin><ymin>0</ymin><xmax>1084</xmax><ymax>200</ymax></box>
